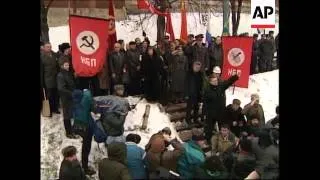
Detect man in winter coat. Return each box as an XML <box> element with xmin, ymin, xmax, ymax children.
<box><xmin>258</xmin><ymin>35</ymin><xmax>274</xmax><ymax>72</ymax></box>
<box><xmin>266</xmin><ymin>106</ymin><xmax>279</xmax><ymax>129</ymax></box>
<box><xmin>210</xmin><ymin>36</ymin><xmax>223</xmax><ymax>70</ymax></box>
<box><xmin>211</xmin><ymin>124</ymin><xmax>237</xmax><ymax>156</ymax></box>
<box><xmin>145</xmin><ymin>133</ymin><xmax>184</xmax><ymax>176</ymax></box>
<box><xmin>183</xmin><ymin>34</ymin><xmax>195</xmax><ymax>70</ymax></box>
<box><xmin>102</xmin><ymin>85</ymin><xmax>130</xmax><ymax>145</ymax></box>
<box><xmin>59</xmin><ymin>146</ymin><xmax>87</xmax><ymax>180</ymax></box>
<box><xmin>41</xmin><ymin>42</ymin><xmax>60</xmax><ymax>115</ymax></box>
<box><xmin>203</xmin><ymin>74</ymin><xmax>239</xmax><ymax>142</ymax></box>
<box><xmin>98</xmin><ymin>142</ymin><xmax>131</xmax><ymax>180</ymax></box>
<box><xmin>72</xmin><ymin>89</ymin><xmax>96</xmax><ymax>175</ymax></box>
<box><xmin>231</xmin><ymin>138</ymin><xmax>256</xmax><ymax>179</ymax></box>
<box><xmin>170</xmin><ymin>46</ymin><xmax>188</xmax><ymax>103</ymax></box>
<box><xmin>223</xmin><ymin>99</ymin><xmax>246</xmax><ymax>136</ymax></box>
<box><xmin>126</xmin><ymin>41</ymin><xmax>141</xmax><ymax>96</ymax></box>
<box><xmin>251</xmin><ymin>34</ymin><xmax>259</xmax><ymax>75</ymax></box>
<box><xmin>242</xmin><ymin>94</ymin><xmax>265</xmax><ymax>126</ymax></box>
<box><xmin>57</xmin><ymin>59</ymin><xmax>76</xmax><ymax>139</ymax></box>
<box><xmin>126</xmin><ymin>133</ymin><xmax>147</xmax><ymax>179</ymax></box>
<box><xmin>191</xmin><ymin>34</ymin><xmax>210</xmax><ymax>72</ymax></box>
<box><xmin>185</xmin><ymin>61</ymin><xmax>204</xmax><ymax>125</ymax></box>
<box><xmin>109</xmin><ymin>43</ymin><xmax>126</xmax><ymax>88</ymax></box>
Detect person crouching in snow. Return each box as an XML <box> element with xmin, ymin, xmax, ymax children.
<box><xmin>98</xmin><ymin>142</ymin><xmax>131</xmax><ymax>180</ymax></box>
<box><xmin>57</xmin><ymin>58</ymin><xmax>76</xmax><ymax>139</ymax></box>
<box><xmin>59</xmin><ymin>146</ymin><xmax>87</xmax><ymax>180</ymax></box>
<box><xmin>126</xmin><ymin>133</ymin><xmax>147</xmax><ymax>179</ymax></box>
<box><xmin>203</xmin><ymin>73</ymin><xmax>239</xmax><ymax>142</ymax></box>
<box><xmin>72</xmin><ymin>89</ymin><xmax>96</xmax><ymax>175</ymax></box>
<box><xmin>145</xmin><ymin>132</ymin><xmax>184</xmax><ymax>178</ymax></box>
<box><xmin>103</xmin><ymin>84</ymin><xmax>130</xmax><ymax>145</ymax></box>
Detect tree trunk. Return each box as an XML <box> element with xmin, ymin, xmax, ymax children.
<box><xmin>230</xmin><ymin>0</ymin><xmax>243</xmax><ymax>36</ymax></box>
<box><xmin>156</xmin><ymin>0</ymin><xmax>168</xmax><ymax>41</ymax></box>
<box><xmin>40</xmin><ymin>0</ymin><xmax>50</xmax><ymax>42</ymax></box>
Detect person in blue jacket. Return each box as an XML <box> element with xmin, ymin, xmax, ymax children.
<box><xmin>125</xmin><ymin>133</ymin><xmax>147</xmax><ymax>179</ymax></box>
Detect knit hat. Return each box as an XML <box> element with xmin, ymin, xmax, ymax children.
<box><xmin>59</xmin><ymin>43</ymin><xmax>71</xmax><ymax>53</ymax></box>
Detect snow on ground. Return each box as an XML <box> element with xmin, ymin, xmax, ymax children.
<box><xmin>41</xmin><ymin>70</ymin><xmax>278</xmax><ymax>180</ymax></box>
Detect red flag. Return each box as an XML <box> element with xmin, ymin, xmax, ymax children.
<box><xmin>166</xmin><ymin>13</ymin><xmax>175</xmax><ymax>41</ymax></box>
<box><xmin>180</xmin><ymin>0</ymin><xmax>188</xmax><ymax>44</ymax></box>
<box><xmin>137</xmin><ymin>0</ymin><xmax>149</xmax><ymax>9</ymax></box>
<box><xmin>69</xmin><ymin>15</ymin><xmax>109</xmax><ymax>77</ymax></box>
<box><xmin>108</xmin><ymin>0</ymin><xmax>117</xmax><ymax>51</ymax></box>
<box><xmin>221</xmin><ymin>37</ymin><xmax>253</xmax><ymax>88</ymax></box>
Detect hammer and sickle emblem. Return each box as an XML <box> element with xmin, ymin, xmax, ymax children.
<box><xmin>80</xmin><ymin>35</ymin><xmax>95</xmax><ymax>50</ymax></box>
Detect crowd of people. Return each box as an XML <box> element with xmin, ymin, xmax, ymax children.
<box><xmin>40</xmin><ymin>31</ymin><xmax>279</xmax><ymax>179</ymax></box>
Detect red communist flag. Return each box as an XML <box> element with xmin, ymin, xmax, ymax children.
<box><xmin>137</xmin><ymin>0</ymin><xmax>149</xmax><ymax>9</ymax></box>
<box><xmin>69</xmin><ymin>15</ymin><xmax>109</xmax><ymax>77</ymax></box>
<box><xmin>166</xmin><ymin>12</ymin><xmax>175</xmax><ymax>41</ymax></box>
<box><xmin>221</xmin><ymin>37</ymin><xmax>253</xmax><ymax>88</ymax></box>
<box><xmin>180</xmin><ymin>0</ymin><xmax>188</xmax><ymax>44</ymax></box>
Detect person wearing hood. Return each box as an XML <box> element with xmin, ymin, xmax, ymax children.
<box><xmin>59</xmin><ymin>146</ymin><xmax>87</xmax><ymax>180</ymax></box>
<box><xmin>98</xmin><ymin>142</ymin><xmax>131</xmax><ymax>180</ymax></box>
<box><xmin>57</xmin><ymin>59</ymin><xmax>76</xmax><ymax>139</ymax></box>
<box><xmin>170</xmin><ymin>45</ymin><xmax>188</xmax><ymax>103</ymax></box>
<box><xmin>203</xmin><ymin>73</ymin><xmax>239</xmax><ymax>142</ymax></box>
<box><xmin>145</xmin><ymin>131</ymin><xmax>184</xmax><ymax>177</ymax></box>
<box><xmin>242</xmin><ymin>94</ymin><xmax>265</xmax><ymax>126</ymax></box>
<box><xmin>126</xmin><ymin>134</ymin><xmax>147</xmax><ymax>179</ymax></box>
<box><xmin>72</xmin><ymin>89</ymin><xmax>96</xmax><ymax>175</ymax></box>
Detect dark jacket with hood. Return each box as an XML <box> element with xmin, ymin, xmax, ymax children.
<box><xmin>98</xmin><ymin>142</ymin><xmax>131</xmax><ymax>180</ymax></box>
<box><xmin>204</xmin><ymin>75</ymin><xmax>239</xmax><ymax>120</ymax></box>
<box><xmin>59</xmin><ymin>159</ymin><xmax>87</xmax><ymax>180</ymax></box>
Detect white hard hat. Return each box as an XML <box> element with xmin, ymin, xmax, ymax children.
<box><xmin>213</xmin><ymin>66</ymin><xmax>221</xmax><ymax>74</ymax></box>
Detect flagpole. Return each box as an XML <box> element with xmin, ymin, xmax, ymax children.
<box><xmin>232</xmin><ymin>69</ymin><xmax>237</xmax><ymax>95</ymax></box>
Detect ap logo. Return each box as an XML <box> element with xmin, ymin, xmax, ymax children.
<box><xmin>251</xmin><ymin>0</ymin><xmax>276</xmax><ymax>28</ymax></box>
<box><xmin>76</xmin><ymin>31</ymin><xmax>100</xmax><ymax>55</ymax></box>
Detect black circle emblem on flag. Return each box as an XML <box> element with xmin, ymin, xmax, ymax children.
<box><xmin>227</xmin><ymin>48</ymin><xmax>245</xmax><ymax>67</ymax></box>
<box><xmin>76</xmin><ymin>31</ymin><xmax>100</xmax><ymax>55</ymax></box>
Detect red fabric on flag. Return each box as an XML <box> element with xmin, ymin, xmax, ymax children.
<box><xmin>69</xmin><ymin>15</ymin><xmax>109</xmax><ymax>77</ymax></box>
<box><xmin>166</xmin><ymin>13</ymin><xmax>175</xmax><ymax>41</ymax></box>
<box><xmin>180</xmin><ymin>0</ymin><xmax>188</xmax><ymax>44</ymax></box>
<box><xmin>108</xmin><ymin>0</ymin><xmax>117</xmax><ymax>51</ymax></box>
<box><xmin>221</xmin><ymin>37</ymin><xmax>253</xmax><ymax>88</ymax></box>
<box><xmin>137</xmin><ymin>0</ymin><xmax>149</xmax><ymax>9</ymax></box>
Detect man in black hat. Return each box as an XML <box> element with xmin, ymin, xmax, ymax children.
<box><xmin>191</xmin><ymin>34</ymin><xmax>210</xmax><ymax>73</ymax></box>
<box><xmin>126</xmin><ymin>41</ymin><xmax>142</xmax><ymax>95</ymax></box>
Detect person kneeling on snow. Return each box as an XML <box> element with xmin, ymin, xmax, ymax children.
<box><xmin>145</xmin><ymin>132</ymin><xmax>184</xmax><ymax>178</ymax></box>
<box><xmin>72</xmin><ymin>89</ymin><xmax>96</xmax><ymax>175</ymax></box>
<box><xmin>102</xmin><ymin>85</ymin><xmax>130</xmax><ymax>145</ymax></box>
<box><xmin>126</xmin><ymin>133</ymin><xmax>147</xmax><ymax>179</ymax></box>
<box><xmin>98</xmin><ymin>142</ymin><xmax>131</xmax><ymax>180</ymax></box>
<box><xmin>59</xmin><ymin>146</ymin><xmax>87</xmax><ymax>180</ymax></box>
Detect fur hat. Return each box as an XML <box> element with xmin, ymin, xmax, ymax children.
<box><xmin>59</xmin><ymin>43</ymin><xmax>71</xmax><ymax>53</ymax></box>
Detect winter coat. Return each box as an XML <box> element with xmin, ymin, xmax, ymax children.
<box><xmin>231</xmin><ymin>152</ymin><xmax>256</xmax><ymax>179</ymax></box>
<box><xmin>211</xmin><ymin>132</ymin><xmax>236</xmax><ymax>154</ymax></box>
<box><xmin>223</xmin><ymin>104</ymin><xmax>246</xmax><ymax>129</ymax></box>
<box><xmin>184</xmin><ymin>71</ymin><xmax>204</xmax><ymax>98</ymax></box>
<box><xmin>146</xmin><ymin>138</ymin><xmax>184</xmax><ymax>173</ymax></box>
<box><xmin>98</xmin><ymin>142</ymin><xmax>131</xmax><ymax>180</ymax></box>
<box><xmin>97</xmin><ymin>54</ymin><xmax>110</xmax><ymax>90</ymax></box>
<box><xmin>183</xmin><ymin>43</ymin><xmax>194</xmax><ymax>67</ymax></box>
<box><xmin>126</xmin><ymin>49</ymin><xmax>141</xmax><ymax>79</ymax></box>
<box><xmin>204</xmin><ymin>75</ymin><xmax>239</xmax><ymax>120</ymax></box>
<box><xmin>41</xmin><ymin>52</ymin><xmax>59</xmax><ymax>88</ymax></box>
<box><xmin>72</xmin><ymin>90</ymin><xmax>93</xmax><ymax>126</ymax></box>
<box><xmin>126</xmin><ymin>142</ymin><xmax>147</xmax><ymax>179</ymax></box>
<box><xmin>99</xmin><ymin>95</ymin><xmax>130</xmax><ymax>137</ymax></box>
<box><xmin>57</xmin><ymin>69</ymin><xmax>75</xmax><ymax>119</ymax></box>
<box><xmin>259</xmin><ymin>39</ymin><xmax>274</xmax><ymax>58</ymax></box>
<box><xmin>191</xmin><ymin>44</ymin><xmax>210</xmax><ymax>71</ymax></box>
<box><xmin>59</xmin><ymin>159</ymin><xmax>87</xmax><ymax>180</ymax></box>
<box><xmin>242</xmin><ymin>103</ymin><xmax>265</xmax><ymax>126</ymax></box>
<box><xmin>211</xmin><ymin>43</ymin><xmax>223</xmax><ymax>68</ymax></box>
<box><xmin>109</xmin><ymin>51</ymin><xmax>126</xmax><ymax>84</ymax></box>
<box><xmin>177</xmin><ymin>140</ymin><xmax>205</xmax><ymax>179</ymax></box>
<box><xmin>170</xmin><ymin>52</ymin><xmax>188</xmax><ymax>93</ymax></box>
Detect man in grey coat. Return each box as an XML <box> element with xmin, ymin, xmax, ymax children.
<box><xmin>41</xmin><ymin>42</ymin><xmax>60</xmax><ymax>115</ymax></box>
<box><xmin>109</xmin><ymin>43</ymin><xmax>126</xmax><ymax>92</ymax></box>
<box><xmin>192</xmin><ymin>34</ymin><xmax>210</xmax><ymax>72</ymax></box>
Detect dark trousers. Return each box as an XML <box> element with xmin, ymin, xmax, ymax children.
<box><xmin>76</xmin><ymin>76</ymin><xmax>100</xmax><ymax>97</ymax></box>
<box><xmin>128</xmin><ymin>76</ymin><xmax>142</xmax><ymax>96</ymax></box>
<box><xmin>186</xmin><ymin>96</ymin><xmax>200</xmax><ymax>124</ymax></box>
<box><xmin>61</xmin><ymin>96</ymin><xmax>73</xmax><ymax>135</ymax></box>
<box><xmin>258</xmin><ymin>56</ymin><xmax>270</xmax><ymax>73</ymax></box>
<box><xmin>81</xmin><ymin>126</ymin><xmax>93</xmax><ymax>170</ymax></box>
<box><xmin>250</xmin><ymin>55</ymin><xmax>258</xmax><ymax>75</ymax></box>
<box><xmin>63</xmin><ymin>118</ymin><xmax>72</xmax><ymax>135</ymax></box>
<box><xmin>46</xmin><ymin>88</ymin><xmax>59</xmax><ymax>113</ymax></box>
<box><xmin>204</xmin><ymin>116</ymin><xmax>218</xmax><ymax>143</ymax></box>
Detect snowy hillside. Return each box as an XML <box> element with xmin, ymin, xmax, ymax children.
<box><xmin>41</xmin><ymin>70</ymin><xmax>278</xmax><ymax>180</ymax></box>
<box><xmin>48</xmin><ymin>12</ymin><xmax>278</xmax><ymax>52</ymax></box>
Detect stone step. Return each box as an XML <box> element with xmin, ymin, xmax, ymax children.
<box><xmin>165</xmin><ymin>103</ymin><xmax>187</xmax><ymax>113</ymax></box>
